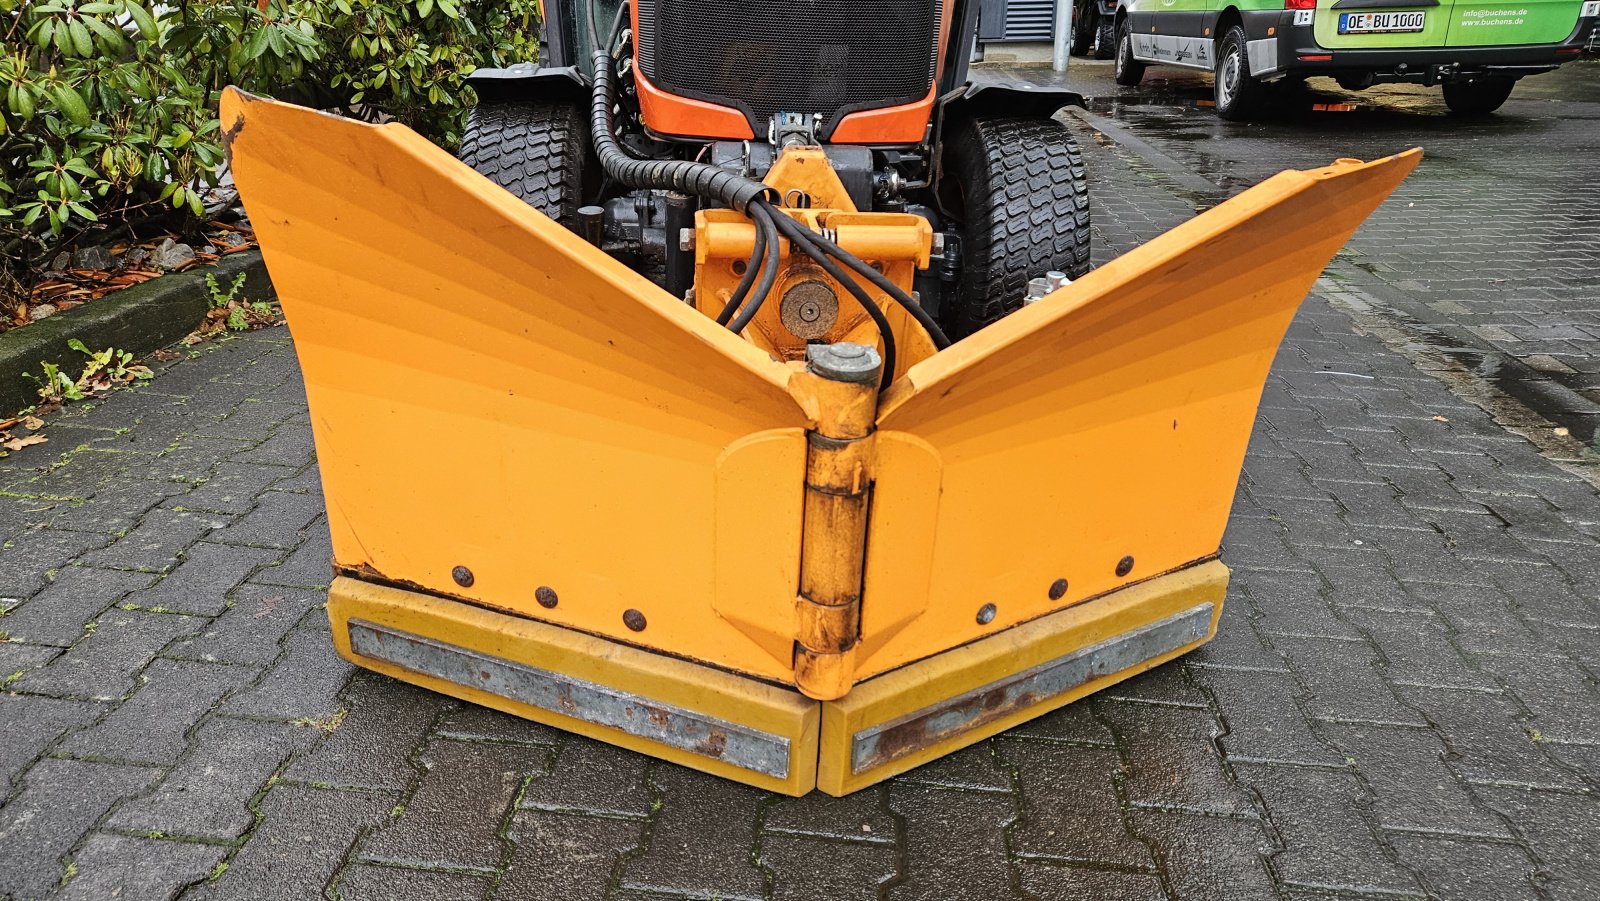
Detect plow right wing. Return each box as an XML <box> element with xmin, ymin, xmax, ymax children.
<box><xmin>858</xmin><ymin>151</ymin><xmax>1421</xmax><ymax>677</ymax></box>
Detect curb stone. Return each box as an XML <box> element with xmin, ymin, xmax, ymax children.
<box><xmin>0</xmin><ymin>250</ymin><xmax>274</xmax><ymax>416</ymax></box>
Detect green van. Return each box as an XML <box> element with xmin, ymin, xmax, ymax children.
<box><xmin>1112</xmin><ymin>0</ymin><xmax>1598</xmax><ymax>117</ymax></box>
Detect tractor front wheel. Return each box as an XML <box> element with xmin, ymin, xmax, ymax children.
<box><xmin>459</xmin><ymin>101</ymin><xmax>594</xmax><ymax>231</ymax></box>
<box><xmin>942</xmin><ymin>117</ymin><xmax>1092</xmax><ymax>340</ymax></box>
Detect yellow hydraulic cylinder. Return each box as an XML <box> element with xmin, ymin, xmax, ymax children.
<box><xmin>792</xmin><ymin>344</ymin><xmax>881</xmax><ymax>700</ymax></box>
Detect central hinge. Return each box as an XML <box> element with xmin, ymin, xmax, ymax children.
<box><xmin>792</xmin><ymin>343</ymin><xmax>881</xmax><ymax>701</ymax></box>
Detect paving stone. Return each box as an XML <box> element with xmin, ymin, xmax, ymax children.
<box><xmin>1394</xmin><ymin>685</ymin><xmax>1584</xmax><ymax>790</ymax></box>
<box><xmin>0</xmin><ymin>758</ymin><xmax>160</xmax><ymax>899</ymax></box>
<box><xmin>78</xmin><ymin>508</ymin><xmax>229</xmax><ymax>574</ymax></box>
<box><xmin>232</xmin><ymin>426</ymin><xmax>316</xmax><ymax>468</ymax></box>
<box><xmin>361</xmin><ymin>736</ymin><xmax>540</xmax><ymax>871</ymax></box>
<box><xmin>15</xmin><ymin>608</ymin><xmax>204</xmax><ymax>699</ymax></box>
<box><xmin>1184</xmin><ymin>603</ymin><xmax>1288</xmax><ymax>672</ymax></box>
<box><xmin>166</xmin><ymin>584</ymin><xmax>322</xmax><ymax>666</ymax></box>
<box><xmin>194</xmin><ymin>400</ymin><xmax>299</xmax><ymax>442</ymax></box>
<box><xmin>1275</xmin><ymin>636</ymin><xmax>1427</xmax><ymax>727</ymax></box>
<box><xmin>761</xmin><ymin>832</ymin><xmax>898</xmax><ymax>901</ymax></box>
<box><xmin>250</xmin><ymin>527</ymin><xmax>332</xmax><ymax>589</ymax></box>
<box><xmin>1322</xmin><ymin>723</ymin><xmax>1508</xmax><ymax>837</ymax></box>
<box><xmin>885</xmin><ymin>783</ymin><xmax>1016</xmax><ymax>901</ymax></box>
<box><xmin>147</xmin><ymin>437</ymin><xmax>255</xmax><ymax>485</ymax></box>
<box><xmin>166</xmin><ymin>462</ymin><xmax>297</xmax><ymax>515</ymax></box>
<box><xmin>895</xmin><ymin>740</ymin><xmax>1011</xmax><ymax>792</ymax></box>
<box><xmin>223</xmin><ymin>619</ymin><xmax>355</xmax><ymax>720</ymax></box>
<box><xmin>517</xmin><ymin>735</ymin><xmax>654</xmax><ymax>819</ymax></box>
<box><xmin>1386</xmin><ymin>833</ymin><xmax>1542</xmax><ymax>901</ymax></box>
<box><xmin>1002</xmin><ymin>740</ymin><xmax>1151</xmax><ymax>868</ymax></box>
<box><xmin>1128</xmin><ymin>809</ymin><xmax>1280</xmax><ymax>901</ymax></box>
<box><xmin>1473</xmin><ymin>786</ymin><xmax>1600</xmax><ymax>901</ymax></box>
<box><xmin>54</xmin><ymin>833</ymin><xmax>227</xmax><ymax>901</ymax></box>
<box><xmin>107</xmin><ymin>716</ymin><xmax>317</xmax><ymax>840</ymax></box>
<box><xmin>335</xmin><ymin>862</ymin><xmax>493</xmax><ymax>901</ymax></box>
<box><xmin>1234</xmin><ymin>761</ymin><xmax>1422</xmax><ymax>896</ymax></box>
<box><xmin>434</xmin><ymin>701</ymin><xmax>566</xmax><ymax>747</ymax></box>
<box><xmin>1473</xmin><ymin>654</ymin><xmax>1600</xmax><ymax>745</ymax></box>
<box><xmin>619</xmin><ymin>766</ymin><xmax>768</xmax><ymax>900</ymax></box>
<box><xmin>1016</xmin><ymin>861</ymin><xmax>1165</xmax><ymax>901</ymax></box>
<box><xmin>58</xmin><ymin>657</ymin><xmax>256</xmax><ymax>764</ymax></box>
<box><xmin>1340</xmin><ymin>607</ymin><xmax>1496</xmax><ymax>690</ymax></box>
<box><xmin>1099</xmin><ymin>660</ymin><xmax>1208</xmax><ymax>708</ymax></box>
<box><xmin>763</xmin><ymin>784</ymin><xmax>894</xmax><ymax>844</ymax></box>
<box><xmin>1234</xmin><ymin>568</ymin><xmax>1361</xmax><ymax>642</ymax></box>
<box><xmin>0</xmin><ymin>693</ymin><xmax>105</xmax><ymax>793</ymax></box>
<box><xmin>1191</xmin><ymin>666</ymin><xmax>1341</xmax><ymax>767</ymax></box>
<box><xmin>1099</xmin><ymin>701</ymin><xmax>1254</xmax><ymax>817</ymax></box>
<box><xmin>495</xmin><ymin>810</ymin><xmax>645</xmax><ymax>901</ymax></box>
<box><xmin>206</xmin><ymin>490</ymin><xmax>325</xmax><ymax>550</ymax></box>
<box><xmin>1005</xmin><ymin>698</ymin><xmax>1117</xmax><ymax>745</ymax></box>
<box><xmin>0</xmin><ymin>641</ymin><xmax>60</xmax><ymax>682</ymax></box>
<box><xmin>285</xmin><ymin>672</ymin><xmax>445</xmax><ymax>792</ymax></box>
<box><xmin>183</xmin><ymin>783</ymin><xmax>395</xmax><ymax>901</ymax></box>
<box><xmin>0</xmin><ymin>565</ymin><xmax>155</xmax><ymax>647</ymax></box>
<box><xmin>123</xmin><ymin>542</ymin><xmax>282</xmax><ymax>617</ymax></box>
<box><xmin>43</xmin><ymin>478</ymin><xmax>190</xmax><ymax>535</ymax></box>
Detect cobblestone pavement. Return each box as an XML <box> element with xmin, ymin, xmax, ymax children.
<box><xmin>3</xmin><ymin>86</ymin><xmax>1600</xmax><ymax>901</ymax></box>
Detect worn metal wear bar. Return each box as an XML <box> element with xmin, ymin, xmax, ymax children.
<box><xmin>850</xmin><ymin>602</ymin><xmax>1215</xmax><ymax>773</ymax></box>
<box><xmin>348</xmin><ymin>619</ymin><xmax>793</xmax><ymax>778</ymax></box>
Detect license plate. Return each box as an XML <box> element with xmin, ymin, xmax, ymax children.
<box><xmin>1338</xmin><ymin>11</ymin><xmax>1426</xmax><ymax>32</ymax></box>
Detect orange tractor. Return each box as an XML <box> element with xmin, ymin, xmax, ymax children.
<box><xmin>222</xmin><ymin>0</ymin><xmax>1417</xmax><ymax>795</ymax></box>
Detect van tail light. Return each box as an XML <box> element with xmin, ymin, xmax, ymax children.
<box><xmin>1285</xmin><ymin>0</ymin><xmax>1316</xmax><ymax>8</ymax></box>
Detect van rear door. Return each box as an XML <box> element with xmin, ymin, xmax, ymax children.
<box><xmin>1313</xmin><ymin>0</ymin><xmax>1454</xmax><ymax>50</ymax></box>
<box><xmin>1442</xmin><ymin>0</ymin><xmax>1582</xmax><ymax>45</ymax></box>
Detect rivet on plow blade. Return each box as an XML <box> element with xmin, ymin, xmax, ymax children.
<box><xmin>452</xmin><ymin>566</ymin><xmax>474</xmax><ymax>588</ymax></box>
<box><xmin>1116</xmin><ymin>556</ymin><xmax>1136</xmax><ymax>577</ymax></box>
<box><xmin>623</xmin><ymin>609</ymin><xmax>648</xmax><ymax>632</ymax></box>
<box><xmin>1048</xmin><ymin>579</ymin><xmax>1069</xmax><ymax>601</ymax></box>
<box><xmin>535</xmin><ymin>586</ymin><xmax>558</xmax><ymax>609</ymax></box>
<box><xmin>976</xmin><ymin>603</ymin><xmax>997</xmax><ymax>625</ymax></box>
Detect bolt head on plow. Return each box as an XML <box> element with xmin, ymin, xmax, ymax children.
<box><xmin>221</xmin><ymin>88</ymin><xmax>1418</xmax><ymax>794</ymax></box>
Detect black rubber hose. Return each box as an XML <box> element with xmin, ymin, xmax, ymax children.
<box><xmin>726</xmin><ymin>206</ymin><xmax>783</xmax><ymax>334</ymax></box>
<box><xmin>588</xmin><ymin>50</ymin><xmax>773</xmax><ymax>212</ymax></box>
<box><xmin>756</xmin><ymin>200</ymin><xmax>898</xmax><ymax>389</ymax></box>
<box><xmin>715</xmin><ymin>215</ymin><xmax>768</xmax><ymax>325</ymax></box>
<box><xmin>766</xmin><ymin>212</ymin><xmax>953</xmax><ymax>350</ymax></box>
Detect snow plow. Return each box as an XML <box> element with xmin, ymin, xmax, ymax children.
<box><xmin>222</xmin><ymin>0</ymin><xmax>1418</xmax><ymax>795</ymax></box>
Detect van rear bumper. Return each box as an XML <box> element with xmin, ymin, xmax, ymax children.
<box><xmin>1245</xmin><ymin>9</ymin><xmax>1594</xmax><ymax>78</ymax></box>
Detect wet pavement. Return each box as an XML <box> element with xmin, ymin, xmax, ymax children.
<box><xmin>1016</xmin><ymin>58</ymin><xmax>1600</xmax><ymax>446</ymax></box>
<box><xmin>2</xmin><ymin>62</ymin><xmax>1600</xmax><ymax>901</ymax></box>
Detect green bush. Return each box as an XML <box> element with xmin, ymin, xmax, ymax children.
<box><xmin>1</xmin><ymin>0</ymin><xmax>540</xmax><ymax>311</ymax></box>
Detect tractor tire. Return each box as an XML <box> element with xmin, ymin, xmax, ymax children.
<box><xmin>1094</xmin><ymin>16</ymin><xmax>1116</xmax><ymax>60</ymax></box>
<box><xmin>1443</xmin><ymin>76</ymin><xmax>1515</xmax><ymax>115</ymax></box>
<box><xmin>459</xmin><ymin>101</ymin><xmax>593</xmax><ymax>230</ymax></box>
<box><xmin>1114</xmin><ymin>20</ymin><xmax>1146</xmax><ymax>86</ymax></box>
<box><xmin>1214</xmin><ymin>25</ymin><xmax>1268</xmax><ymax>121</ymax></box>
<box><xmin>943</xmin><ymin>117</ymin><xmax>1091</xmax><ymax>339</ymax></box>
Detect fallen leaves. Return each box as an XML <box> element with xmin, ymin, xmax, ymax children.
<box><xmin>8</xmin><ymin>222</ymin><xmax>259</xmax><ymax>334</ymax></box>
<box><xmin>0</xmin><ymin>415</ymin><xmax>48</xmax><ymax>457</ymax></box>
<box><xmin>1431</xmin><ymin>415</ymin><xmax>1450</xmax><ymax>423</ymax></box>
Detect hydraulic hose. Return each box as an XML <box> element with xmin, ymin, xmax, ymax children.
<box><xmin>726</xmin><ymin>204</ymin><xmax>784</xmax><ymax>334</ymax></box>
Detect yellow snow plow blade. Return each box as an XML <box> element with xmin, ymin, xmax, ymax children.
<box><xmin>223</xmin><ymin>88</ymin><xmax>1417</xmax><ymax>794</ymax></box>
